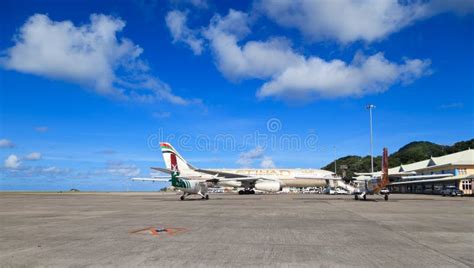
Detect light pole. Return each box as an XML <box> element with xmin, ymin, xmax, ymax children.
<box><xmin>333</xmin><ymin>145</ymin><xmax>337</xmax><ymax>175</ymax></box>
<box><xmin>366</xmin><ymin>104</ymin><xmax>376</xmax><ymax>173</ymax></box>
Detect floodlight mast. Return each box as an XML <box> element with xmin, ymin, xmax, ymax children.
<box><xmin>366</xmin><ymin>104</ymin><xmax>376</xmax><ymax>173</ymax></box>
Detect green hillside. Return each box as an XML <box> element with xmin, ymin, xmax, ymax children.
<box><xmin>322</xmin><ymin>139</ymin><xmax>474</xmax><ymax>179</ymax></box>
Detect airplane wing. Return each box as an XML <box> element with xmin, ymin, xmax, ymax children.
<box><xmin>132</xmin><ymin>177</ymin><xmax>208</xmax><ymax>182</ymax></box>
<box><xmin>294</xmin><ymin>175</ymin><xmax>342</xmax><ymax>180</ymax></box>
<box><xmin>131</xmin><ymin>177</ymin><xmax>170</xmax><ymax>182</ymax></box>
<box><xmin>132</xmin><ymin>176</ymin><xmax>267</xmax><ymax>185</ymax></box>
<box><xmin>145</xmin><ymin>167</ymin><xmax>262</xmax><ymax>183</ymax></box>
<box><xmin>206</xmin><ymin>176</ymin><xmax>267</xmax><ymax>182</ymax></box>
<box><xmin>148</xmin><ymin>167</ymin><xmax>276</xmax><ymax>184</ymax></box>
<box><xmin>196</xmin><ymin>168</ymin><xmax>282</xmax><ymax>184</ymax></box>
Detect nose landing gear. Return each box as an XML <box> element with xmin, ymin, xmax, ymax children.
<box><xmin>198</xmin><ymin>192</ymin><xmax>210</xmax><ymax>200</ymax></box>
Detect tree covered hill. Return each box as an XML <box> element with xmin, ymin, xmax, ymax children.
<box><xmin>322</xmin><ymin>139</ymin><xmax>474</xmax><ymax>179</ymax></box>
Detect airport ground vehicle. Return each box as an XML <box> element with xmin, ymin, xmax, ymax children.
<box><xmin>309</xmin><ymin>188</ymin><xmax>321</xmax><ymax>194</ymax></box>
<box><xmin>441</xmin><ymin>186</ymin><xmax>464</xmax><ymax>197</ymax></box>
<box><xmin>335</xmin><ymin>188</ymin><xmax>349</xmax><ymax>194</ymax></box>
<box><xmin>208</xmin><ymin>187</ymin><xmax>224</xmax><ymax>193</ymax></box>
<box><xmin>322</xmin><ymin>187</ymin><xmax>336</xmax><ymax>194</ymax></box>
<box><xmin>302</xmin><ymin>187</ymin><xmax>320</xmax><ymax>194</ymax></box>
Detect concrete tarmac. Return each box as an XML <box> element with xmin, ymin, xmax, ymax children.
<box><xmin>0</xmin><ymin>192</ymin><xmax>473</xmax><ymax>267</ymax></box>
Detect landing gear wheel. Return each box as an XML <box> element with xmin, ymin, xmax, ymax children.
<box><xmin>238</xmin><ymin>190</ymin><xmax>244</xmax><ymax>195</ymax></box>
<box><xmin>250</xmin><ymin>190</ymin><xmax>255</xmax><ymax>194</ymax></box>
<box><xmin>205</xmin><ymin>194</ymin><xmax>209</xmax><ymax>200</ymax></box>
<box><xmin>384</xmin><ymin>194</ymin><xmax>388</xmax><ymax>201</ymax></box>
<box><xmin>180</xmin><ymin>196</ymin><xmax>184</xmax><ymax>201</ymax></box>
<box><xmin>355</xmin><ymin>195</ymin><xmax>359</xmax><ymax>200</ymax></box>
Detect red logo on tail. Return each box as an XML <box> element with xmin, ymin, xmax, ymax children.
<box><xmin>170</xmin><ymin>153</ymin><xmax>178</xmax><ymax>172</ymax></box>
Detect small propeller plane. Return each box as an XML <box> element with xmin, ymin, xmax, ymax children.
<box><xmin>352</xmin><ymin>147</ymin><xmax>456</xmax><ymax>201</ymax></box>
<box><xmin>353</xmin><ymin>148</ymin><xmax>391</xmax><ymax>201</ymax></box>
<box><xmin>132</xmin><ymin>171</ymin><xmax>210</xmax><ymax>200</ymax></box>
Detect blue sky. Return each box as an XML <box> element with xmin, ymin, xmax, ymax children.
<box><xmin>1</xmin><ymin>0</ymin><xmax>473</xmax><ymax>191</ymax></box>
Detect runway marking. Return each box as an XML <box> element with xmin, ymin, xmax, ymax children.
<box><xmin>129</xmin><ymin>226</ymin><xmax>188</xmax><ymax>237</ymax></box>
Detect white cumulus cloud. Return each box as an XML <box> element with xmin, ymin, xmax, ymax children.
<box><xmin>1</xmin><ymin>13</ymin><xmax>188</xmax><ymax>105</ymax></box>
<box><xmin>204</xmin><ymin>10</ymin><xmax>302</xmax><ymax>80</ymax></box>
<box><xmin>25</xmin><ymin>152</ymin><xmax>42</xmax><ymax>161</ymax></box>
<box><xmin>237</xmin><ymin>146</ymin><xmax>276</xmax><ymax>168</ymax></box>
<box><xmin>257</xmin><ymin>52</ymin><xmax>431</xmax><ymax>100</ymax></box>
<box><xmin>237</xmin><ymin>146</ymin><xmax>265</xmax><ymax>167</ymax></box>
<box><xmin>0</xmin><ymin>139</ymin><xmax>15</xmax><ymax>148</ymax></box>
<box><xmin>204</xmin><ymin>10</ymin><xmax>431</xmax><ymax>101</ymax></box>
<box><xmin>258</xmin><ymin>0</ymin><xmax>474</xmax><ymax>43</ymax></box>
<box><xmin>166</xmin><ymin>10</ymin><xmax>204</xmax><ymax>55</ymax></box>
<box><xmin>4</xmin><ymin>154</ymin><xmax>21</xmax><ymax>169</ymax></box>
<box><xmin>260</xmin><ymin>156</ymin><xmax>275</xmax><ymax>169</ymax></box>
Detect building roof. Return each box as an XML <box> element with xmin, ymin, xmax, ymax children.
<box><xmin>388</xmin><ymin>148</ymin><xmax>474</xmax><ymax>173</ymax></box>
<box><xmin>389</xmin><ymin>174</ymin><xmax>471</xmax><ymax>185</ymax></box>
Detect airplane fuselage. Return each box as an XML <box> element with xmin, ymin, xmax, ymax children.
<box><xmin>178</xmin><ymin>168</ymin><xmax>334</xmax><ymax>188</ymax></box>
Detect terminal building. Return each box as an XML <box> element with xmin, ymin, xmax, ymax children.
<box><xmin>388</xmin><ymin>149</ymin><xmax>473</xmax><ymax>195</ymax></box>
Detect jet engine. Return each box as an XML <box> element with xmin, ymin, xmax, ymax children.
<box><xmin>254</xmin><ymin>181</ymin><xmax>282</xmax><ymax>192</ymax></box>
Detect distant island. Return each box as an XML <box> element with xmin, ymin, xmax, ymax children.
<box><xmin>322</xmin><ymin>139</ymin><xmax>474</xmax><ymax>179</ymax></box>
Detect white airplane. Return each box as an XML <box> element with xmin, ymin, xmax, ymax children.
<box><xmin>133</xmin><ymin>142</ymin><xmax>341</xmax><ymax>195</ymax></box>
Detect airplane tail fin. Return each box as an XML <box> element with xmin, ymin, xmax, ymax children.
<box><xmin>160</xmin><ymin>142</ymin><xmax>196</xmax><ymax>173</ymax></box>
<box><xmin>381</xmin><ymin>147</ymin><xmax>389</xmax><ymax>187</ymax></box>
